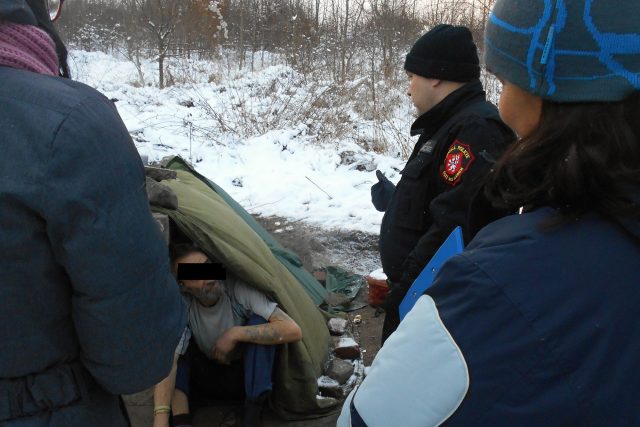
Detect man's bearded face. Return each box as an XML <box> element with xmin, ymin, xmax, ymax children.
<box><xmin>190</xmin><ymin>280</ymin><xmax>224</xmax><ymax>307</ymax></box>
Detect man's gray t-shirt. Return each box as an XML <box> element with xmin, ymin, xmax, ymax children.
<box><xmin>182</xmin><ymin>274</ymin><xmax>277</xmax><ymax>358</ymax></box>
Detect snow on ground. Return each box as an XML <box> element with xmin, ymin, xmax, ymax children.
<box><xmin>69</xmin><ymin>50</ymin><xmax>411</xmax><ymax>233</ymax></box>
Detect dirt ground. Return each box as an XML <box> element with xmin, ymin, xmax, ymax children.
<box><xmin>245</xmin><ymin>215</ymin><xmax>385</xmax><ymax>367</ymax></box>
<box><xmin>124</xmin><ymin>215</ymin><xmax>385</xmax><ymax>426</ymax></box>
<box><xmin>255</xmin><ymin>215</ymin><xmax>385</xmax><ymax>366</ymax></box>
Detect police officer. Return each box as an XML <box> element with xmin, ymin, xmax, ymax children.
<box><xmin>372</xmin><ymin>24</ymin><xmax>514</xmax><ymax>343</ymax></box>
<box><xmin>342</xmin><ymin>1</ymin><xmax>640</xmax><ymax>424</ymax></box>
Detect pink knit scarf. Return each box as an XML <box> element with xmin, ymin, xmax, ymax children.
<box><xmin>0</xmin><ymin>22</ymin><xmax>59</xmax><ymax>76</ymax></box>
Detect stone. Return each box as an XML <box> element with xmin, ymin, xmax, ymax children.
<box><xmin>146</xmin><ymin>177</ymin><xmax>178</xmax><ymax>210</ymax></box>
<box><xmin>144</xmin><ymin>166</ymin><xmax>177</xmax><ymax>181</ymax></box>
<box><xmin>334</xmin><ymin>336</ymin><xmax>360</xmax><ymax>359</ymax></box>
<box><xmin>317</xmin><ymin>375</ymin><xmax>342</xmax><ymax>399</ymax></box>
<box><xmin>327</xmin><ymin>318</ymin><xmax>348</xmax><ymax>336</ymax></box>
<box><xmin>339</xmin><ymin>151</ymin><xmax>357</xmax><ymax>166</ymax></box>
<box><xmin>326</xmin><ymin>358</ymin><xmax>354</xmax><ymax>385</ymax></box>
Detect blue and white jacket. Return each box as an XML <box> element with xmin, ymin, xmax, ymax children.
<box><xmin>339</xmin><ymin>206</ymin><xmax>640</xmax><ymax>426</ymax></box>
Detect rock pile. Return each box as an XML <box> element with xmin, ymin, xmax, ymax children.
<box><xmin>317</xmin><ymin>316</ymin><xmax>365</xmax><ymax>400</ymax></box>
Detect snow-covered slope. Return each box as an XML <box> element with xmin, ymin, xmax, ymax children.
<box><xmin>69</xmin><ymin>50</ymin><xmax>410</xmax><ymax>233</ymax></box>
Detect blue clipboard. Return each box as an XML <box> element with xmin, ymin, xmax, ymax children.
<box><xmin>399</xmin><ymin>226</ymin><xmax>464</xmax><ymax>320</ymax></box>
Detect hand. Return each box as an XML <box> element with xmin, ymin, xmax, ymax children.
<box><xmin>212</xmin><ymin>327</ymin><xmax>239</xmax><ymax>363</ymax></box>
<box><xmin>381</xmin><ymin>281</ymin><xmax>407</xmax><ymax>344</ymax></box>
<box><xmin>371</xmin><ymin>170</ymin><xmax>395</xmax><ymax>212</ymax></box>
<box><xmin>384</xmin><ymin>281</ymin><xmax>409</xmax><ymax>313</ymax></box>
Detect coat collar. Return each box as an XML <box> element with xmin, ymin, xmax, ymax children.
<box><xmin>410</xmin><ymin>80</ymin><xmax>486</xmax><ymax>139</ymax></box>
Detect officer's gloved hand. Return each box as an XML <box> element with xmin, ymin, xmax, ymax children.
<box><xmin>381</xmin><ymin>280</ymin><xmax>406</xmax><ymax>344</ymax></box>
<box><xmin>371</xmin><ymin>170</ymin><xmax>395</xmax><ymax>212</ymax></box>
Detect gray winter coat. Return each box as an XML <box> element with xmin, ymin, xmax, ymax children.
<box><xmin>0</xmin><ymin>64</ymin><xmax>186</xmax><ymax>426</ymax></box>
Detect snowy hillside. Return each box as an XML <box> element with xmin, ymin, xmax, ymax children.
<box><xmin>69</xmin><ymin>50</ymin><xmax>412</xmax><ymax>233</ymax></box>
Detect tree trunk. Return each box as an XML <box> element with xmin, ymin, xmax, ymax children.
<box><xmin>158</xmin><ymin>51</ymin><xmax>165</xmax><ymax>88</ymax></box>
<box><xmin>239</xmin><ymin>0</ymin><xmax>245</xmax><ymax>70</ymax></box>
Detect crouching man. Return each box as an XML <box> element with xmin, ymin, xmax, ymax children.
<box><xmin>153</xmin><ymin>243</ymin><xmax>302</xmax><ymax>427</ymax></box>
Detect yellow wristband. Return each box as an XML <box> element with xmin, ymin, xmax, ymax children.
<box><xmin>153</xmin><ymin>405</ymin><xmax>171</xmax><ymax>415</ymax></box>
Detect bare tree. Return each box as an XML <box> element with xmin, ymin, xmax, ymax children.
<box><xmin>129</xmin><ymin>0</ymin><xmax>182</xmax><ymax>88</ymax></box>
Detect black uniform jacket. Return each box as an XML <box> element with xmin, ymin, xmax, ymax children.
<box><xmin>379</xmin><ymin>81</ymin><xmax>514</xmax><ymax>287</ymax></box>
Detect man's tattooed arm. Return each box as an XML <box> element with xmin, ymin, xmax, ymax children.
<box><xmin>240</xmin><ymin>308</ymin><xmax>302</xmax><ymax>345</ymax></box>
<box><xmin>213</xmin><ymin>307</ymin><xmax>303</xmax><ymax>363</ymax></box>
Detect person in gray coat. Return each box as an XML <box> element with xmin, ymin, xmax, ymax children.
<box><xmin>0</xmin><ymin>1</ymin><xmax>187</xmax><ymax>425</ymax></box>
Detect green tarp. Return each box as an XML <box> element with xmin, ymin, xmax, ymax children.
<box><xmin>164</xmin><ymin>157</ymin><xmax>330</xmax><ymax>307</ymax></box>
<box><xmin>151</xmin><ymin>158</ymin><xmax>336</xmax><ymax>418</ymax></box>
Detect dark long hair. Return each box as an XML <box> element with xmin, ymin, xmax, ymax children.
<box><xmin>169</xmin><ymin>243</ymin><xmax>202</xmax><ymax>264</ymax></box>
<box><xmin>485</xmin><ymin>92</ymin><xmax>640</xmax><ymax>223</ymax></box>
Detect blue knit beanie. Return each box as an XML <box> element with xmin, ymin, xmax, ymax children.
<box><xmin>485</xmin><ymin>0</ymin><xmax>640</xmax><ymax>102</ymax></box>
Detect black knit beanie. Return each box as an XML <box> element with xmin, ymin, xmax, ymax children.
<box><xmin>404</xmin><ymin>24</ymin><xmax>480</xmax><ymax>82</ymax></box>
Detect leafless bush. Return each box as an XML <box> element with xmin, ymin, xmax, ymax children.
<box><xmin>58</xmin><ymin>0</ymin><xmax>500</xmax><ymax>156</ymax></box>
<box><xmin>187</xmin><ymin>71</ymin><xmax>362</xmax><ymax>143</ymax></box>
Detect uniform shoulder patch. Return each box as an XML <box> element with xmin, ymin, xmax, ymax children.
<box><xmin>441</xmin><ymin>140</ymin><xmax>475</xmax><ymax>186</ymax></box>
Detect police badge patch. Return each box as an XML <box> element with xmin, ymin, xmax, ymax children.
<box><xmin>441</xmin><ymin>140</ymin><xmax>475</xmax><ymax>186</ymax></box>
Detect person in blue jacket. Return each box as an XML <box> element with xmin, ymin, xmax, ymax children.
<box><xmin>0</xmin><ymin>1</ymin><xmax>187</xmax><ymax>426</ymax></box>
<box><xmin>339</xmin><ymin>0</ymin><xmax>640</xmax><ymax>426</ymax></box>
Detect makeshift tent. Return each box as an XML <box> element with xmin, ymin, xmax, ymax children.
<box><xmin>150</xmin><ymin>156</ymin><xmax>338</xmax><ymax>418</ymax></box>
